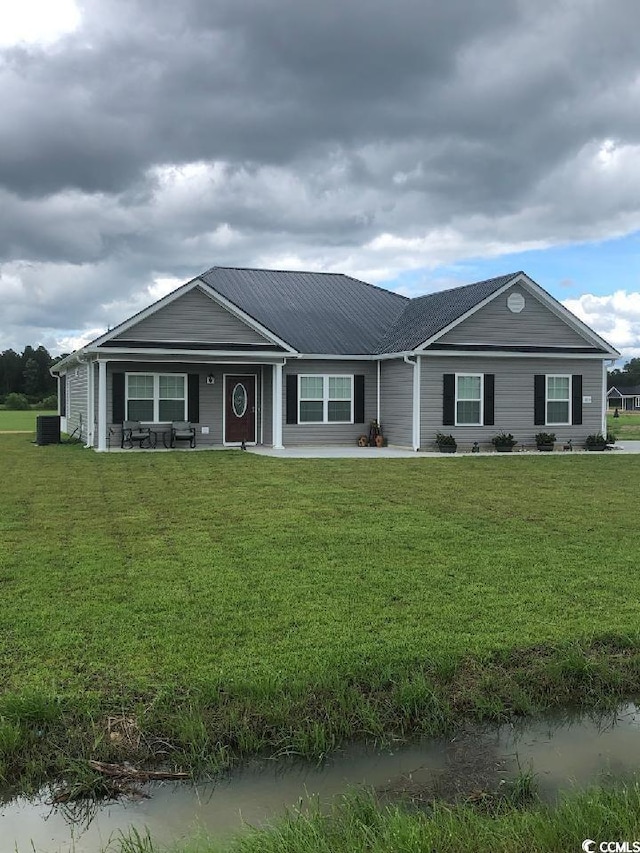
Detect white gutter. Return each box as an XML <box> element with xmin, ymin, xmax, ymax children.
<box><xmin>403</xmin><ymin>355</ymin><xmax>421</xmax><ymax>451</ymax></box>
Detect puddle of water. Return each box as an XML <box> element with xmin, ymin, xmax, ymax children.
<box><xmin>2</xmin><ymin>704</ymin><xmax>640</xmax><ymax>852</ymax></box>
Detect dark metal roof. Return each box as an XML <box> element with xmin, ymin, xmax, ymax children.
<box><xmin>199</xmin><ymin>267</ymin><xmax>408</xmax><ymax>355</ymax></box>
<box><xmin>374</xmin><ymin>272</ymin><xmax>522</xmax><ymax>353</ymax></box>
<box><xmin>608</xmin><ymin>384</ymin><xmax>640</xmax><ymax>395</ymax></box>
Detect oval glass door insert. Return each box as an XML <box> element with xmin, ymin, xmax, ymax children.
<box><xmin>232</xmin><ymin>383</ymin><xmax>248</xmax><ymax>418</ymax></box>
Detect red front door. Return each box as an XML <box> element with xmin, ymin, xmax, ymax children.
<box><xmin>225</xmin><ymin>375</ymin><xmax>256</xmax><ymax>444</ymax></box>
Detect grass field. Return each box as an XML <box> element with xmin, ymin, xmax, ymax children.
<box><xmin>0</xmin><ymin>409</ymin><xmax>57</xmax><ymax>432</ymax></box>
<box><xmin>2</xmin><ymin>435</ymin><xmax>640</xmax><ymax>791</ymax></box>
<box><xmin>607</xmin><ymin>409</ymin><xmax>640</xmax><ymax>440</ymax></box>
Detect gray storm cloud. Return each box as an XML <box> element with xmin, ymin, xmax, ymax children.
<box><xmin>1</xmin><ymin>0</ymin><xmax>640</xmax><ymax>352</ymax></box>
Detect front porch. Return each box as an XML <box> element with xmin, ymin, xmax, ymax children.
<box><xmin>92</xmin><ymin>360</ymin><xmax>285</xmax><ymax>451</ymax></box>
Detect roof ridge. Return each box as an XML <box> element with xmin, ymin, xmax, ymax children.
<box><xmin>206</xmin><ymin>265</ymin><xmax>358</xmax><ymax>277</ymax></box>
<box><xmin>411</xmin><ymin>271</ymin><xmax>523</xmax><ymax>301</ymax></box>
<box><xmin>204</xmin><ymin>265</ymin><xmax>409</xmax><ymax>305</ymax></box>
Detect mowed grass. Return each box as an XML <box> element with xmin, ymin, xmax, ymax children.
<box><xmin>608</xmin><ymin>410</ymin><xmax>640</xmax><ymax>439</ymax></box>
<box><xmin>0</xmin><ymin>409</ymin><xmax>57</xmax><ymax>432</ymax></box>
<box><xmin>2</xmin><ymin>435</ymin><xmax>640</xmax><ymax>786</ymax></box>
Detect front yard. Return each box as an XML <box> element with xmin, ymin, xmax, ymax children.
<box><xmin>608</xmin><ymin>409</ymin><xmax>640</xmax><ymax>439</ymax></box>
<box><xmin>1</xmin><ymin>435</ymin><xmax>640</xmax><ymax>791</ymax></box>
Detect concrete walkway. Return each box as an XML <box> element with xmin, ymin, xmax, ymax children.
<box><xmin>249</xmin><ymin>442</ymin><xmax>640</xmax><ymax>459</ymax></box>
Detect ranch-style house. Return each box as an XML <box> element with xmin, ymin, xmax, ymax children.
<box><xmin>52</xmin><ymin>267</ymin><xmax>619</xmax><ymax>451</ymax></box>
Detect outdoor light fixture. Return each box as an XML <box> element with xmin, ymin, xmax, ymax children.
<box><xmin>206</xmin><ymin>374</ymin><xmax>215</xmax><ymax>385</ymax></box>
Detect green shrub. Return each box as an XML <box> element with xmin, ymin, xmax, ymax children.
<box><xmin>36</xmin><ymin>395</ymin><xmax>58</xmax><ymax>410</ymax></box>
<box><xmin>491</xmin><ymin>431</ymin><xmax>517</xmax><ymax>448</ymax></box>
<box><xmin>435</xmin><ymin>432</ymin><xmax>457</xmax><ymax>449</ymax></box>
<box><xmin>4</xmin><ymin>392</ymin><xmax>29</xmax><ymax>410</ymax></box>
<box><xmin>535</xmin><ymin>432</ymin><xmax>556</xmax><ymax>446</ymax></box>
<box><xmin>585</xmin><ymin>432</ymin><xmax>607</xmax><ymax>449</ymax></box>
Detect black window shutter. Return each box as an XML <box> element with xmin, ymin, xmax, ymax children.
<box><xmin>483</xmin><ymin>374</ymin><xmax>495</xmax><ymax>426</ymax></box>
<box><xmin>286</xmin><ymin>374</ymin><xmax>298</xmax><ymax>424</ymax></box>
<box><xmin>443</xmin><ymin>374</ymin><xmax>455</xmax><ymax>426</ymax></box>
<box><xmin>112</xmin><ymin>372</ymin><xmax>125</xmax><ymax>423</ymax></box>
<box><xmin>188</xmin><ymin>374</ymin><xmax>200</xmax><ymax>423</ymax></box>
<box><xmin>572</xmin><ymin>374</ymin><xmax>583</xmax><ymax>425</ymax></box>
<box><xmin>534</xmin><ymin>374</ymin><xmax>545</xmax><ymax>426</ymax></box>
<box><xmin>354</xmin><ymin>374</ymin><xmax>365</xmax><ymax>423</ymax></box>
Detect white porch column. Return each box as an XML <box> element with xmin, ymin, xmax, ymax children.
<box><xmin>602</xmin><ymin>360</ymin><xmax>608</xmax><ymax>435</ymax></box>
<box><xmin>272</xmin><ymin>362</ymin><xmax>284</xmax><ymax>449</ymax></box>
<box><xmin>97</xmin><ymin>360</ymin><xmax>107</xmax><ymax>452</ymax></box>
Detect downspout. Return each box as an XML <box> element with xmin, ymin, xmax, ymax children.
<box><xmin>403</xmin><ymin>355</ymin><xmax>421</xmax><ymax>451</ymax></box>
<box><xmin>376</xmin><ymin>359</ymin><xmax>381</xmax><ymax>425</ymax></box>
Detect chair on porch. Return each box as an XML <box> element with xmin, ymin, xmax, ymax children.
<box><xmin>121</xmin><ymin>420</ymin><xmax>153</xmax><ymax>449</ymax></box>
<box><xmin>171</xmin><ymin>421</ymin><xmax>196</xmax><ymax>448</ymax></box>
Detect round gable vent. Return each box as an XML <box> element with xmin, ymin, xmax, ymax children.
<box><xmin>507</xmin><ymin>292</ymin><xmax>525</xmax><ymax>313</ymax></box>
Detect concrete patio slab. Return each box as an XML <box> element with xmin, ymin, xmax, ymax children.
<box><xmin>248</xmin><ymin>443</ymin><xmax>640</xmax><ymax>459</ymax></box>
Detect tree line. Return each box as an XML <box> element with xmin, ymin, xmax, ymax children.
<box><xmin>0</xmin><ymin>346</ymin><xmax>63</xmax><ymax>403</ymax></box>
<box><xmin>608</xmin><ymin>358</ymin><xmax>640</xmax><ymax>389</ymax></box>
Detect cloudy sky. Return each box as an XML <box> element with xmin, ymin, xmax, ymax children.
<box><xmin>1</xmin><ymin>0</ymin><xmax>640</xmax><ymax>361</ymax></box>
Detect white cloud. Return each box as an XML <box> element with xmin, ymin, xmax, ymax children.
<box><xmin>55</xmin><ymin>329</ymin><xmax>105</xmax><ymax>354</ymax></box>
<box><xmin>563</xmin><ymin>291</ymin><xmax>640</xmax><ymax>360</ymax></box>
<box><xmin>0</xmin><ymin>0</ymin><xmax>80</xmax><ymax>47</ymax></box>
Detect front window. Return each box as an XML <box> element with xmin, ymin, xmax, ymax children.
<box><xmin>126</xmin><ymin>373</ymin><xmax>187</xmax><ymax>422</ymax></box>
<box><xmin>299</xmin><ymin>375</ymin><xmax>353</xmax><ymax>423</ymax></box>
<box><xmin>546</xmin><ymin>375</ymin><xmax>570</xmax><ymax>425</ymax></box>
<box><xmin>456</xmin><ymin>374</ymin><xmax>482</xmax><ymax>425</ymax></box>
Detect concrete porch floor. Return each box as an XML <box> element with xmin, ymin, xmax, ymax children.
<box><xmin>101</xmin><ymin>441</ymin><xmax>640</xmax><ymax>457</ymax></box>
<box><xmin>248</xmin><ymin>442</ymin><xmax>640</xmax><ymax>458</ymax></box>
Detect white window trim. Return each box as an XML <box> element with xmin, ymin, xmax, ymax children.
<box><xmin>545</xmin><ymin>374</ymin><xmax>571</xmax><ymax>426</ymax></box>
<box><xmin>455</xmin><ymin>373</ymin><xmax>483</xmax><ymax>427</ymax></box>
<box><xmin>298</xmin><ymin>374</ymin><xmax>354</xmax><ymax>424</ymax></box>
<box><xmin>125</xmin><ymin>372</ymin><xmax>188</xmax><ymax>423</ymax></box>
<box><xmin>635</xmin><ymin>396</ymin><xmax>640</xmax><ymax>408</ymax></box>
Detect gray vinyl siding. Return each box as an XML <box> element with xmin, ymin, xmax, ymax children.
<box><xmin>283</xmin><ymin>360</ymin><xmax>376</xmax><ymax>446</ymax></box>
<box><xmin>110</xmin><ymin>287</ymin><xmax>271</xmax><ymax>345</ymax></box>
<box><xmin>420</xmin><ymin>356</ymin><xmax>604</xmax><ymax>450</ymax></box>
<box><xmin>66</xmin><ymin>363</ymin><xmax>88</xmax><ymax>441</ymax></box>
<box><xmin>438</xmin><ymin>284</ymin><xmax>593</xmax><ymax>348</ymax></box>
<box><xmin>105</xmin><ymin>362</ymin><xmax>267</xmax><ymax>448</ymax></box>
<box><xmin>379</xmin><ymin>359</ymin><xmax>413</xmax><ymax>448</ymax></box>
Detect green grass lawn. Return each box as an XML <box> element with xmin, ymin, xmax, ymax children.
<box><xmin>608</xmin><ymin>409</ymin><xmax>640</xmax><ymax>439</ymax></box>
<box><xmin>2</xmin><ymin>435</ymin><xmax>640</xmax><ymax>787</ymax></box>
<box><xmin>0</xmin><ymin>409</ymin><xmax>57</xmax><ymax>432</ymax></box>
